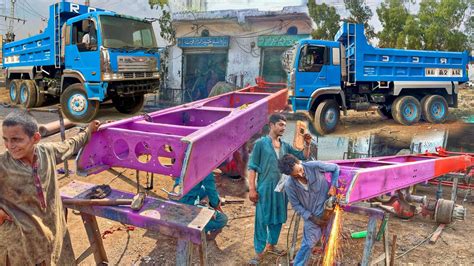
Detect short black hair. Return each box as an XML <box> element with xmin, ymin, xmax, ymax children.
<box><xmin>278</xmin><ymin>154</ymin><xmax>300</xmax><ymax>175</ymax></box>
<box><xmin>3</xmin><ymin>110</ymin><xmax>38</xmax><ymax>137</ymax></box>
<box><xmin>269</xmin><ymin>113</ymin><xmax>286</xmax><ymax>125</ymax></box>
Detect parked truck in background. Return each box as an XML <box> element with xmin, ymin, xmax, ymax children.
<box><xmin>3</xmin><ymin>1</ymin><xmax>160</xmax><ymax>122</ymax></box>
<box><xmin>284</xmin><ymin>23</ymin><xmax>472</xmax><ymax>135</ymax></box>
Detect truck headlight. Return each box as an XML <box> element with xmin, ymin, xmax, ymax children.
<box><xmin>103</xmin><ymin>72</ymin><xmax>123</xmax><ymax>81</ymax></box>
<box><xmin>152</xmin><ymin>72</ymin><xmax>160</xmax><ymax>78</ymax></box>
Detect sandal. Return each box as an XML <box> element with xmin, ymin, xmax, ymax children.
<box><xmin>266</xmin><ymin>248</ymin><xmax>287</xmax><ymax>256</ymax></box>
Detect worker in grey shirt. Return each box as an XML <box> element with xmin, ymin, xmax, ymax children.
<box><xmin>278</xmin><ymin>154</ymin><xmax>340</xmax><ymax>266</ymax></box>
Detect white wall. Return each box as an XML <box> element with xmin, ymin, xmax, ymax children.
<box><xmin>168</xmin><ymin>17</ymin><xmax>311</xmax><ymax>90</ymax></box>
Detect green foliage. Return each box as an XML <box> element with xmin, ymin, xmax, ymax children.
<box><xmin>344</xmin><ymin>0</ymin><xmax>375</xmax><ymax>41</ymax></box>
<box><xmin>148</xmin><ymin>0</ymin><xmax>175</xmax><ymax>44</ymax></box>
<box><xmin>417</xmin><ymin>0</ymin><xmax>469</xmax><ymax>51</ymax></box>
<box><xmin>307</xmin><ymin>2</ymin><xmax>341</xmax><ymax>40</ymax></box>
<box><xmin>376</xmin><ymin>0</ymin><xmax>410</xmax><ymax>48</ymax></box>
<box><xmin>376</xmin><ymin>0</ymin><xmax>470</xmax><ymax>51</ymax></box>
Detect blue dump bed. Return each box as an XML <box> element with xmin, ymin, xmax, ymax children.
<box><xmin>334</xmin><ymin>23</ymin><xmax>470</xmax><ymax>83</ymax></box>
<box><xmin>2</xmin><ymin>2</ymin><xmax>105</xmax><ymax>68</ymax></box>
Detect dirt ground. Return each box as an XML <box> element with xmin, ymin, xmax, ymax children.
<box><xmin>1</xmin><ymin>88</ymin><xmax>474</xmax><ymax>265</ymax></box>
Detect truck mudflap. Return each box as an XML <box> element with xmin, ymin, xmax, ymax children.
<box><xmin>76</xmin><ymin>80</ymin><xmax>288</xmax><ymax>197</ymax></box>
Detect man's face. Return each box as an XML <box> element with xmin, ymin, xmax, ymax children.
<box><xmin>290</xmin><ymin>163</ymin><xmax>305</xmax><ymax>179</ymax></box>
<box><xmin>270</xmin><ymin>119</ymin><xmax>287</xmax><ymax>137</ymax></box>
<box><xmin>2</xmin><ymin>125</ymin><xmax>40</xmax><ymax>161</ymax></box>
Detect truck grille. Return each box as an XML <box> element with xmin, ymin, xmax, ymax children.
<box><xmin>123</xmin><ymin>72</ymin><xmax>154</xmax><ymax>79</ymax></box>
<box><xmin>118</xmin><ymin>56</ymin><xmax>157</xmax><ymax>72</ymax></box>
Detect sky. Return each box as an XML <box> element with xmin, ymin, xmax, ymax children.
<box><xmin>0</xmin><ymin>0</ymin><xmax>468</xmax><ymax>46</ymax></box>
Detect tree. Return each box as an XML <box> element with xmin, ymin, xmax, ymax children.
<box><xmin>417</xmin><ymin>0</ymin><xmax>469</xmax><ymax>51</ymax></box>
<box><xmin>148</xmin><ymin>0</ymin><xmax>175</xmax><ymax>44</ymax></box>
<box><xmin>344</xmin><ymin>0</ymin><xmax>375</xmax><ymax>41</ymax></box>
<box><xmin>376</xmin><ymin>0</ymin><xmax>410</xmax><ymax>48</ymax></box>
<box><xmin>307</xmin><ymin>1</ymin><xmax>341</xmax><ymax>40</ymax></box>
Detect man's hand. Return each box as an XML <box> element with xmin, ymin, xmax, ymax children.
<box><xmin>309</xmin><ymin>215</ymin><xmax>327</xmax><ymax>227</ymax></box>
<box><xmin>328</xmin><ymin>185</ymin><xmax>337</xmax><ymax>197</ymax></box>
<box><xmin>0</xmin><ymin>209</ymin><xmax>12</xmax><ymax>225</ymax></box>
<box><xmin>303</xmin><ymin>133</ymin><xmax>312</xmax><ymax>146</ymax></box>
<box><xmin>249</xmin><ymin>189</ymin><xmax>259</xmax><ymax>203</ymax></box>
<box><xmin>88</xmin><ymin>120</ymin><xmax>101</xmax><ymax>133</ymax></box>
<box><xmin>215</xmin><ymin>201</ymin><xmax>224</xmax><ymax>213</ymax></box>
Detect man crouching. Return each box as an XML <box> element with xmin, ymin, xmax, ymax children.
<box><xmin>0</xmin><ymin>110</ymin><xmax>100</xmax><ymax>265</ymax></box>
<box><xmin>278</xmin><ymin>154</ymin><xmax>340</xmax><ymax>266</ymax></box>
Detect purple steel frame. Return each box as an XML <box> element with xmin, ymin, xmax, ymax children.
<box><xmin>61</xmin><ymin>180</ymin><xmax>214</xmax><ymax>244</ymax></box>
<box><xmin>328</xmin><ymin>152</ymin><xmax>474</xmax><ymax>205</ymax></box>
<box><xmin>76</xmin><ymin>82</ymin><xmax>288</xmax><ymax>197</ymax></box>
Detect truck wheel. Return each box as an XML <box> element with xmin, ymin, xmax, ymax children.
<box><xmin>313</xmin><ymin>99</ymin><xmax>340</xmax><ymax>135</ymax></box>
<box><xmin>19</xmin><ymin>80</ymin><xmax>37</xmax><ymax>108</ymax></box>
<box><xmin>391</xmin><ymin>96</ymin><xmax>421</xmax><ymax>125</ymax></box>
<box><xmin>421</xmin><ymin>95</ymin><xmax>448</xmax><ymax>123</ymax></box>
<box><xmin>377</xmin><ymin>105</ymin><xmax>393</xmax><ymax>119</ymax></box>
<box><xmin>60</xmin><ymin>83</ymin><xmax>99</xmax><ymax>122</ymax></box>
<box><xmin>9</xmin><ymin>79</ymin><xmax>21</xmax><ymax>104</ymax></box>
<box><xmin>112</xmin><ymin>95</ymin><xmax>145</xmax><ymax>114</ymax></box>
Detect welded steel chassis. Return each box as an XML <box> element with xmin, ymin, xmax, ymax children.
<box><xmin>76</xmin><ymin>81</ymin><xmax>288</xmax><ymax>197</ymax></box>
<box><xmin>331</xmin><ymin>149</ymin><xmax>474</xmax><ymax>205</ymax></box>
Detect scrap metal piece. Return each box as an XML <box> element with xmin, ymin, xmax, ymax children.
<box><xmin>434</xmin><ymin>199</ymin><xmax>454</xmax><ymax>224</ymax></box>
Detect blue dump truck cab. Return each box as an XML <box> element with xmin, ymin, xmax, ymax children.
<box><xmin>286</xmin><ymin>23</ymin><xmax>471</xmax><ymax>134</ymax></box>
<box><xmin>3</xmin><ymin>1</ymin><xmax>160</xmax><ymax>122</ymax></box>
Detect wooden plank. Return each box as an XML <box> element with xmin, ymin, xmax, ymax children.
<box><xmin>80</xmin><ymin>213</ymin><xmax>108</xmax><ymax>265</ymax></box>
<box><xmin>199</xmin><ymin>231</ymin><xmax>208</xmax><ymax>266</ymax></box>
<box><xmin>390</xmin><ymin>235</ymin><xmax>397</xmax><ymax>266</ymax></box>
<box><xmin>370</xmin><ymin>254</ymin><xmax>386</xmax><ymax>266</ymax></box>
<box><xmin>429</xmin><ymin>224</ymin><xmax>446</xmax><ymax>244</ymax></box>
<box><xmin>176</xmin><ymin>239</ymin><xmax>193</xmax><ymax>266</ymax></box>
<box><xmin>384</xmin><ymin>223</ymin><xmax>390</xmax><ymax>266</ymax></box>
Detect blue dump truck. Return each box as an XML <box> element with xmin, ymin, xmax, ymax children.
<box><xmin>285</xmin><ymin>23</ymin><xmax>472</xmax><ymax>134</ymax></box>
<box><xmin>3</xmin><ymin>1</ymin><xmax>160</xmax><ymax>122</ymax></box>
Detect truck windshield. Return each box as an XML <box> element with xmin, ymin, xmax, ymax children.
<box><xmin>100</xmin><ymin>15</ymin><xmax>157</xmax><ymax>49</ymax></box>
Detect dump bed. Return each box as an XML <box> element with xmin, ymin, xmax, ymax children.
<box><xmin>2</xmin><ymin>2</ymin><xmax>104</xmax><ymax>68</ymax></box>
<box><xmin>335</xmin><ymin>23</ymin><xmax>470</xmax><ymax>84</ymax></box>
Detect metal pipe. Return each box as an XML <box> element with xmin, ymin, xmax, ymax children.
<box><xmin>343</xmin><ymin>204</ymin><xmax>385</xmax><ymax>220</ymax></box>
<box><xmin>38</xmin><ymin>118</ymin><xmax>75</xmax><ymax>137</ymax></box>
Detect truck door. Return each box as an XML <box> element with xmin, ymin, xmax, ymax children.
<box><xmin>65</xmin><ymin>18</ymin><xmax>101</xmax><ymax>82</ymax></box>
<box><xmin>294</xmin><ymin>45</ymin><xmax>337</xmax><ymax>99</ymax></box>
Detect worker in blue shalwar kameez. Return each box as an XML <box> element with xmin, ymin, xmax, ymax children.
<box><xmin>248</xmin><ymin>113</ymin><xmax>311</xmax><ymax>262</ymax></box>
<box><xmin>173</xmin><ymin>173</ymin><xmax>228</xmax><ymax>239</ymax></box>
<box><xmin>278</xmin><ymin>154</ymin><xmax>340</xmax><ymax>266</ymax></box>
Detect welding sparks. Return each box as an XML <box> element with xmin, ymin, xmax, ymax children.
<box><xmin>322</xmin><ymin>205</ymin><xmax>343</xmax><ymax>266</ymax></box>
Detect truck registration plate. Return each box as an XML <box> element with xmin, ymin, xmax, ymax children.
<box><xmin>425</xmin><ymin>68</ymin><xmax>462</xmax><ymax>77</ymax></box>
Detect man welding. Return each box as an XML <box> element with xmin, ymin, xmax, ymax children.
<box><xmin>278</xmin><ymin>154</ymin><xmax>340</xmax><ymax>266</ymax></box>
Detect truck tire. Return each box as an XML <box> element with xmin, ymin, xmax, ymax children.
<box><xmin>421</xmin><ymin>95</ymin><xmax>448</xmax><ymax>123</ymax></box>
<box><xmin>112</xmin><ymin>95</ymin><xmax>144</xmax><ymax>114</ymax></box>
<box><xmin>313</xmin><ymin>99</ymin><xmax>340</xmax><ymax>135</ymax></box>
<box><xmin>8</xmin><ymin>79</ymin><xmax>21</xmax><ymax>104</ymax></box>
<box><xmin>60</xmin><ymin>83</ymin><xmax>99</xmax><ymax>122</ymax></box>
<box><xmin>19</xmin><ymin>80</ymin><xmax>37</xmax><ymax>108</ymax></box>
<box><xmin>377</xmin><ymin>105</ymin><xmax>393</xmax><ymax>119</ymax></box>
<box><xmin>391</xmin><ymin>96</ymin><xmax>421</xmax><ymax>125</ymax></box>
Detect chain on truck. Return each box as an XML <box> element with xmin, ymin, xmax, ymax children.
<box><xmin>283</xmin><ymin>23</ymin><xmax>473</xmax><ymax>135</ymax></box>
<box><xmin>3</xmin><ymin>1</ymin><xmax>160</xmax><ymax>122</ymax></box>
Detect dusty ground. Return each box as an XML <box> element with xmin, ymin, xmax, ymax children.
<box><xmin>1</xmin><ymin>88</ymin><xmax>474</xmax><ymax>265</ymax></box>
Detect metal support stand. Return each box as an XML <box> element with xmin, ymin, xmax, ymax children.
<box><xmin>361</xmin><ymin>216</ymin><xmax>378</xmax><ymax>266</ymax></box>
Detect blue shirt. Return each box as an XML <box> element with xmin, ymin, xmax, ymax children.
<box><xmin>285</xmin><ymin>161</ymin><xmax>340</xmax><ymax>220</ymax></box>
<box><xmin>174</xmin><ymin>173</ymin><xmax>220</xmax><ymax>208</ymax></box>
